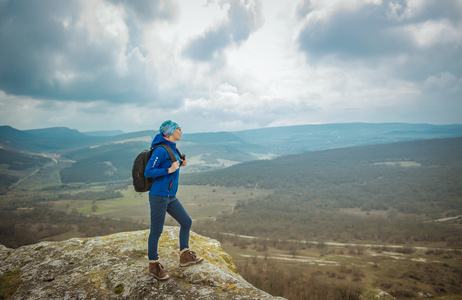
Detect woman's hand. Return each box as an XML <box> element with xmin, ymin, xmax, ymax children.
<box><xmin>169</xmin><ymin>161</ymin><xmax>180</xmax><ymax>173</ymax></box>
<box><xmin>181</xmin><ymin>157</ymin><xmax>187</xmax><ymax>166</ymax></box>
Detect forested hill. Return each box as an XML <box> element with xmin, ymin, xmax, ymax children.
<box><xmin>181</xmin><ymin>137</ymin><xmax>462</xmax><ymax>218</ymax></box>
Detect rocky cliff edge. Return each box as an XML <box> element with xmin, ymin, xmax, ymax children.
<box><xmin>0</xmin><ymin>226</ymin><xmax>285</xmax><ymax>299</ymax></box>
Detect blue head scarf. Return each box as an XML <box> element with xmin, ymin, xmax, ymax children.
<box><xmin>159</xmin><ymin>120</ymin><xmax>179</xmax><ymax>137</ymax></box>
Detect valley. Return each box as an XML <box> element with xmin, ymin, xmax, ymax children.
<box><xmin>1</xmin><ymin>124</ymin><xmax>462</xmax><ymax>299</ymax></box>
<box><xmin>1</xmin><ymin>177</ymin><xmax>461</xmax><ymax>299</ymax></box>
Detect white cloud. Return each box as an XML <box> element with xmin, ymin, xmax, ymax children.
<box><xmin>408</xmin><ymin>20</ymin><xmax>462</xmax><ymax>47</ymax></box>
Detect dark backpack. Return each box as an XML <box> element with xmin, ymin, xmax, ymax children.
<box><xmin>132</xmin><ymin>143</ymin><xmax>180</xmax><ymax>193</ymax></box>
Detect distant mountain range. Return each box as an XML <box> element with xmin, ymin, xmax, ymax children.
<box><xmin>2</xmin><ymin>122</ymin><xmax>462</xmax><ymax>154</ymax></box>
<box><xmin>1</xmin><ymin>123</ymin><xmax>462</xmax><ymax>187</ymax></box>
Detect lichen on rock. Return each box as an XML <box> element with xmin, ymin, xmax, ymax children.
<box><xmin>0</xmin><ymin>226</ymin><xmax>285</xmax><ymax>299</ymax></box>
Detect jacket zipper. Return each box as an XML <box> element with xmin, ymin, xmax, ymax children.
<box><xmin>167</xmin><ymin>180</ymin><xmax>173</xmax><ymax>197</ymax></box>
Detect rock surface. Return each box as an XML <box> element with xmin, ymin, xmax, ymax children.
<box><xmin>0</xmin><ymin>226</ymin><xmax>285</xmax><ymax>299</ymax></box>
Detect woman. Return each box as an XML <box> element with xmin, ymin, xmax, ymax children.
<box><xmin>144</xmin><ymin>120</ymin><xmax>203</xmax><ymax>281</ymax></box>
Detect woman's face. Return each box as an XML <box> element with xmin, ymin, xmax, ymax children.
<box><xmin>170</xmin><ymin>127</ymin><xmax>182</xmax><ymax>141</ymax></box>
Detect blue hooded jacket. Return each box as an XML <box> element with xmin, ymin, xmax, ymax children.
<box><xmin>144</xmin><ymin>133</ymin><xmax>181</xmax><ymax>197</ymax></box>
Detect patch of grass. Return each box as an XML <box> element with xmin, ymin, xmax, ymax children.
<box><xmin>177</xmin><ymin>185</ymin><xmax>272</xmax><ymax>220</ymax></box>
<box><xmin>0</xmin><ymin>269</ymin><xmax>21</xmax><ymax>300</ymax></box>
<box><xmin>45</xmin><ymin>184</ymin><xmax>271</xmax><ymax>226</ymax></box>
<box><xmin>114</xmin><ymin>284</ymin><xmax>124</xmax><ymax>294</ymax></box>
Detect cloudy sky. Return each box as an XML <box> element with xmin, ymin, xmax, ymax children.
<box><xmin>0</xmin><ymin>0</ymin><xmax>461</xmax><ymax>134</ymax></box>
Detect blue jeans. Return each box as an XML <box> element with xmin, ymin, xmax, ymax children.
<box><xmin>148</xmin><ymin>195</ymin><xmax>192</xmax><ymax>261</ymax></box>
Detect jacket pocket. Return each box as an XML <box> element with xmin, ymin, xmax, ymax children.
<box><xmin>152</xmin><ymin>175</ymin><xmax>171</xmax><ymax>195</ymax></box>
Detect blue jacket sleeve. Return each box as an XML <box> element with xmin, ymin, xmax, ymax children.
<box><xmin>144</xmin><ymin>147</ymin><xmax>170</xmax><ymax>179</ymax></box>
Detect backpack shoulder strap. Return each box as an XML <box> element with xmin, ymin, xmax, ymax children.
<box><xmin>152</xmin><ymin>143</ymin><xmax>177</xmax><ymax>162</ymax></box>
<box><xmin>176</xmin><ymin>147</ymin><xmax>183</xmax><ymax>159</ymax></box>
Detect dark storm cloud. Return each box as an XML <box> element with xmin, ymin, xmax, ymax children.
<box><xmin>182</xmin><ymin>0</ymin><xmax>261</xmax><ymax>62</ymax></box>
<box><xmin>296</xmin><ymin>0</ymin><xmax>462</xmax><ymax>82</ymax></box>
<box><xmin>182</xmin><ymin>26</ymin><xmax>231</xmax><ymax>61</ymax></box>
<box><xmin>0</xmin><ymin>1</ymin><xmax>78</xmax><ymax>96</ymax></box>
<box><xmin>0</xmin><ymin>0</ymin><xmax>167</xmax><ymax>103</ymax></box>
<box><xmin>298</xmin><ymin>3</ymin><xmax>413</xmax><ymax>58</ymax></box>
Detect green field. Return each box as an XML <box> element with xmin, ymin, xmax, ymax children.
<box><xmin>48</xmin><ymin>184</ymin><xmax>272</xmax><ymax>226</ymax></box>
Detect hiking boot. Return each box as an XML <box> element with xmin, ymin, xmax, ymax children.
<box><xmin>148</xmin><ymin>261</ymin><xmax>169</xmax><ymax>281</ymax></box>
<box><xmin>179</xmin><ymin>248</ymin><xmax>204</xmax><ymax>267</ymax></box>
